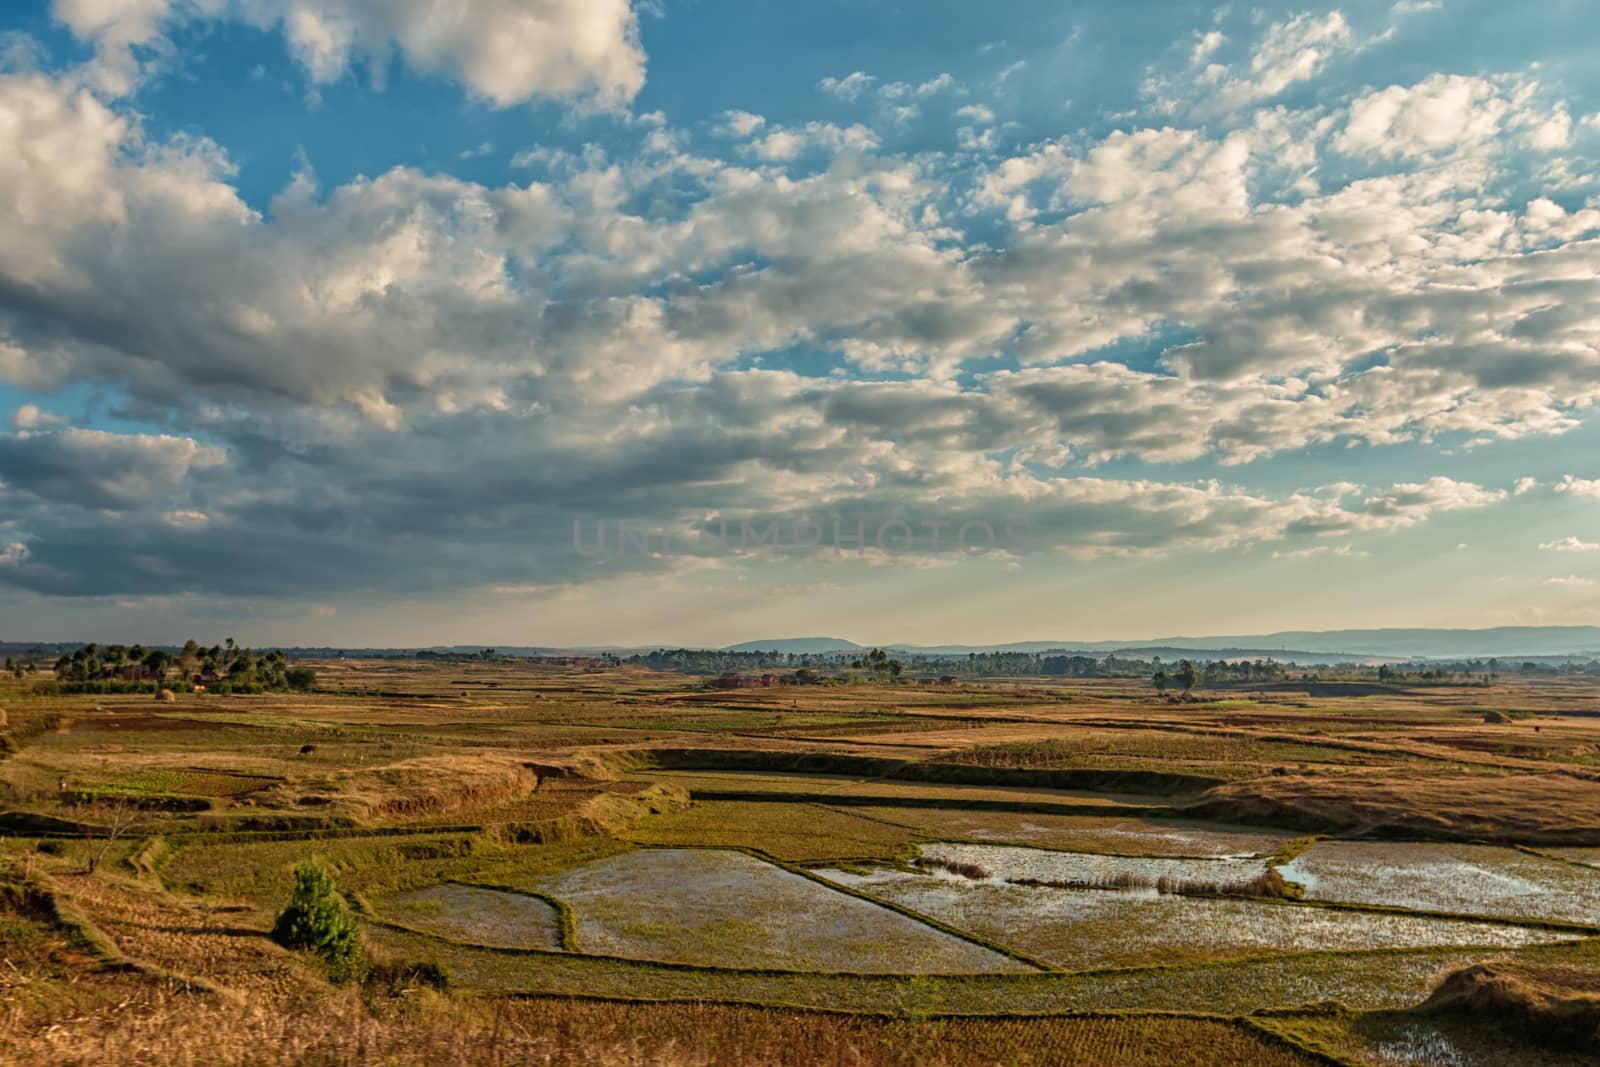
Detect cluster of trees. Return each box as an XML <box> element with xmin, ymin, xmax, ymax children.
<box><xmin>46</xmin><ymin>638</ymin><xmax>316</xmax><ymax>694</ymax></box>
<box><xmin>3</xmin><ymin>656</ymin><xmax>40</xmax><ymax>678</ymax></box>
<box><xmin>628</xmin><ymin>646</ymin><xmax>1298</xmax><ymax>683</ymax></box>
<box><xmin>628</xmin><ymin>649</ymin><xmax>842</xmax><ymax>673</ymax></box>
<box><xmin>850</xmin><ymin>648</ymin><xmax>905</xmax><ymax>679</ymax></box>
<box><xmin>1151</xmin><ymin>660</ymin><xmax>1199</xmax><ymax>696</ymax></box>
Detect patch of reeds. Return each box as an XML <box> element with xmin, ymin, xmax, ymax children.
<box><xmin>912</xmin><ymin>855</ymin><xmax>992</xmax><ymax>880</ymax></box>
<box><xmin>1010</xmin><ymin>867</ymin><xmax>1293</xmax><ymax>900</ymax></box>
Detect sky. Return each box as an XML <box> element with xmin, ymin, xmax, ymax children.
<box><xmin>1</xmin><ymin>0</ymin><xmax>1600</xmax><ymax>648</ymax></box>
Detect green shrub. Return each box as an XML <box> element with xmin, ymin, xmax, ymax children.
<box><xmin>271</xmin><ymin>861</ymin><xmax>363</xmax><ymax>982</ymax></box>
<box><xmin>285</xmin><ymin>667</ymin><xmax>318</xmax><ymax>691</ymax></box>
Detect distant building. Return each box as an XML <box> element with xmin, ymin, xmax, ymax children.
<box><xmin>939</xmin><ymin>675</ymin><xmax>960</xmax><ymax>686</ymax></box>
<box><xmin>119</xmin><ymin>664</ymin><xmax>149</xmax><ymax>682</ymax></box>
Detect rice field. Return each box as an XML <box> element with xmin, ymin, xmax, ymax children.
<box><xmin>524</xmin><ymin>847</ymin><xmax>1033</xmax><ymax>972</ymax></box>
<box><xmin>380</xmin><ymin>883</ymin><xmax>564</xmax><ymax>950</ymax></box>
<box><xmin>8</xmin><ymin>663</ymin><xmax>1600</xmax><ymax>1065</ymax></box>
<box><xmin>363</xmin><ymin>920</ymin><xmax>1589</xmax><ymax>1013</ymax></box>
<box><xmin>1276</xmin><ymin>842</ymin><xmax>1600</xmax><ymax>925</ymax></box>
<box><xmin>844</xmin><ymin>809</ymin><xmax>1289</xmax><ymax>857</ymax></box>
<box><xmin>811</xmin><ymin>865</ymin><xmax>1573</xmax><ymax>970</ymax></box>
<box><xmin>913</xmin><ymin>841</ymin><xmax>1270</xmax><ymax>883</ymax></box>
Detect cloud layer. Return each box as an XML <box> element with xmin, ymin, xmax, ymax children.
<box><xmin>0</xmin><ymin>2</ymin><xmax>1595</xmax><ymax>619</ymax></box>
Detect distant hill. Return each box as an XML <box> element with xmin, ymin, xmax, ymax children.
<box><xmin>878</xmin><ymin>626</ymin><xmax>1600</xmax><ymax>660</ymax></box>
<box><xmin>722</xmin><ymin>637</ymin><xmax>866</xmax><ymax>654</ymax></box>
<box><xmin>1103</xmin><ymin>646</ymin><xmax>1387</xmax><ymax>666</ymax></box>
<box><xmin>1100</xmin><ymin>627</ymin><xmax>1600</xmax><ymax>659</ymax></box>
<box><xmin>878</xmin><ymin>643</ymin><xmax>1383</xmax><ymax>665</ymax></box>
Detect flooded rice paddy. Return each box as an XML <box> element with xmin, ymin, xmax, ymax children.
<box><xmin>906</xmin><ymin>842</ymin><xmax>1266</xmax><ymax>888</ymax></box>
<box><xmin>381</xmin><ymin>837</ymin><xmax>1591</xmax><ymax>982</ymax></box>
<box><xmin>850</xmin><ymin>809</ymin><xmax>1288</xmax><ymax>857</ymax></box>
<box><xmin>1276</xmin><ymin>842</ymin><xmax>1600</xmax><ymax>925</ymax></box>
<box><xmin>528</xmin><ymin>847</ymin><xmax>1032</xmax><ymax>973</ymax></box>
<box><xmin>812</xmin><ymin>861</ymin><xmax>1570</xmax><ymax>970</ymax></box>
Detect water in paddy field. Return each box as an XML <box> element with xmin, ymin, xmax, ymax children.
<box><xmin>523</xmin><ymin>847</ymin><xmax>1033</xmax><ymax>973</ymax></box>
<box><xmin>811</xmin><ymin>842</ymin><xmax>1576</xmax><ymax>971</ymax></box>
<box><xmin>908</xmin><ymin>841</ymin><xmax>1265</xmax><ymax>890</ymax></box>
<box><xmin>1275</xmin><ymin>841</ymin><xmax>1600</xmax><ymax>924</ymax></box>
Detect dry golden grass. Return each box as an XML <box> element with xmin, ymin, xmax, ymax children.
<box><xmin>1191</xmin><ymin>768</ymin><xmax>1600</xmax><ymax>842</ymax></box>
<box><xmin>0</xmin><ymin>988</ymin><xmax>1325</xmax><ymax>1067</ymax></box>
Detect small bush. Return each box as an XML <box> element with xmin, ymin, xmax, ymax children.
<box><xmin>271</xmin><ymin>861</ymin><xmax>364</xmax><ymax>982</ymax></box>
<box><xmin>366</xmin><ymin>955</ymin><xmax>449</xmax><ymax>995</ymax></box>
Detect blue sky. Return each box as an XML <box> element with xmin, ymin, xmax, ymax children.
<box><xmin>0</xmin><ymin>0</ymin><xmax>1598</xmax><ymax>647</ymax></box>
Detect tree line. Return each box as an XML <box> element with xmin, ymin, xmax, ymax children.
<box><xmin>45</xmin><ymin>638</ymin><xmax>316</xmax><ymax>694</ymax></box>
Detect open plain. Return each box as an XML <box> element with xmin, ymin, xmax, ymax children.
<box><xmin>3</xmin><ymin>658</ymin><xmax>1600</xmax><ymax>1065</ymax></box>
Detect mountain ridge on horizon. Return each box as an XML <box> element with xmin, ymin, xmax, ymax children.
<box><xmin>723</xmin><ymin>626</ymin><xmax>1600</xmax><ymax>659</ymax></box>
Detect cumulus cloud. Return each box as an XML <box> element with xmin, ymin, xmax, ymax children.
<box><xmin>0</xmin><ymin>6</ymin><xmax>1593</xmax><ymax>611</ymax></box>
<box><xmin>0</xmin><ymin>428</ymin><xmax>225</xmax><ymax>508</ymax></box>
<box><xmin>1336</xmin><ymin>74</ymin><xmax>1515</xmax><ymax>158</ymax></box>
<box><xmin>53</xmin><ymin>0</ymin><xmax>647</xmax><ymax>107</ymax></box>
<box><xmin>819</xmin><ymin>71</ymin><xmax>875</xmax><ymax>100</ymax></box>
<box><xmin>1556</xmin><ymin>476</ymin><xmax>1600</xmax><ymax>498</ymax></box>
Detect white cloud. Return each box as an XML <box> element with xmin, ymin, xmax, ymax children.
<box><xmin>994</xmin><ymin>60</ymin><xmax>1027</xmax><ymax>86</ymax></box>
<box><xmin>1243</xmin><ymin>11</ymin><xmax>1352</xmax><ymax>100</ymax></box>
<box><xmin>11</xmin><ymin>404</ymin><xmax>65</xmax><ymax>430</ymax></box>
<box><xmin>819</xmin><ymin>71</ymin><xmax>875</xmax><ymax>100</ymax></box>
<box><xmin>163</xmin><ymin>509</ymin><xmax>212</xmax><ymax>528</ymax></box>
<box><xmin>1556</xmin><ymin>476</ymin><xmax>1600</xmax><ymax>498</ymax></box>
<box><xmin>1545</xmin><ymin>575</ymin><xmax>1596</xmax><ymax>587</ymax></box>
<box><xmin>1</xmin><ymin>13</ymin><xmax>1599</xmax><ymax>610</ymax></box>
<box><xmin>1336</xmin><ymin>74</ymin><xmax>1511</xmax><ymax>159</ymax></box>
<box><xmin>1190</xmin><ymin>30</ymin><xmax>1225</xmax><ymax>66</ymax></box>
<box><xmin>1271</xmin><ymin>543</ymin><xmax>1368</xmax><ymax>560</ymax></box>
<box><xmin>748</xmin><ymin>121</ymin><xmax>879</xmax><ymax>161</ymax></box>
<box><xmin>1541</xmin><ymin>536</ymin><xmax>1600</xmax><ymax>552</ymax></box>
<box><xmin>55</xmin><ymin>0</ymin><xmax>648</xmax><ymax>107</ymax></box>
<box><xmin>716</xmin><ymin>110</ymin><xmax>765</xmax><ymax>138</ymax></box>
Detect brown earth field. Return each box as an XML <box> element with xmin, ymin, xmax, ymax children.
<box><xmin>4</xmin><ymin>660</ymin><xmax>1600</xmax><ymax>1065</ymax></box>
